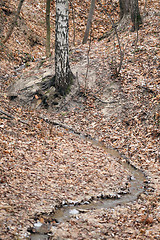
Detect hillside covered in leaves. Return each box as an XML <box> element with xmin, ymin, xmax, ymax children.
<box><xmin>0</xmin><ymin>0</ymin><xmax>160</xmax><ymax>239</ymax></box>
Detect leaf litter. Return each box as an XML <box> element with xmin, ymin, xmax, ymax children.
<box><xmin>0</xmin><ymin>0</ymin><xmax>160</xmax><ymax>239</ymax></box>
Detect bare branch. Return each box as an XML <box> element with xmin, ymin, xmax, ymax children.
<box><xmin>97</xmin><ymin>0</ymin><xmax>124</xmax><ymax>76</ymax></box>
<box><xmin>0</xmin><ymin>109</ymin><xmax>29</xmax><ymax>125</ymax></box>
<box><xmin>82</xmin><ymin>0</ymin><xmax>96</xmax><ymax>44</ymax></box>
<box><xmin>3</xmin><ymin>0</ymin><xmax>25</xmax><ymax>44</ymax></box>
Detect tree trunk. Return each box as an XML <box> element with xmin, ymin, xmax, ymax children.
<box><xmin>46</xmin><ymin>0</ymin><xmax>51</xmax><ymax>58</ymax></box>
<box><xmin>130</xmin><ymin>0</ymin><xmax>142</xmax><ymax>31</ymax></box>
<box><xmin>82</xmin><ymin>0</ymin><xmax>96</xmax><ymax>44</ymax></box>
<box><xmin>3</xmin><ymin>0</ymin><xmax>25</xmax><ymax>43</ymax></box>
<box><xmin>119</xmin><ymin>0</ymin><xmax>130</xmax><ymax>19</ymax></box>
<box><xmin>55</xmin><ymin>0</ymin><xmax>73</xmax><ymax>95</ymax></box>
<box><xmin>69</xmin><ymin>0</ymin><xmax>76</xmax><ymax>45</ymax></box>
<box><xmin>0</xmin><ymin>1</ymin><xmax>5</xmax><ymax>36</ymax></box>
<box><xmin>119</xmin><ymin>0</ymin><xmax>142</xmax><ymax>31</ymax></box>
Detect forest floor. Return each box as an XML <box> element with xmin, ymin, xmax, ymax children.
<box><xmin>0</xmin><ymin>0</ymin><xmax>160</xmax><ymax>239</ymax></box>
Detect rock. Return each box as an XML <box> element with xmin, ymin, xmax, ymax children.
<box><xmin>7</xmin><ymin>59</ymin><xmax>97</xmax><ymax>110</ymax></box>
<box><xmin>69</xmin><ymin>209</ymin><xmax>79</xmax><ymax>215</ymax></box>
<box><xmin>8</xmin><ymin>67</ymin><xmax>55</xmax><ymax>107</ymax></box>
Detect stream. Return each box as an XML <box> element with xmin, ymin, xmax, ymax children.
<box><xmin>29</xmin><ymin>139</ymin><xmax>146</xmax><ymax>240</ymax></box>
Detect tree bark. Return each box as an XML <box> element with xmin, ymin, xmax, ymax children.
<box><xmin>82</xmin><ymin>0</ymin><xmax>96</xmax><ymax>44</ymax></box>
<box><xmin>3</xmin><ymin>0</ymin><xmax>25</xmax><ymax>43</ymax></box>
<box><xmin>46</xmin><ymin>0</ymin><xmax>51</xmax><ymax>58</ymax></box>
<box><xmin>119</xmin><ymin>0</ymin><xmax>142</xmax><ymax>31</ymax></box>
<box><xmin>130</xmin><ymin>0</ymin><xmax>142</xmax><ymax>31</ymax></box>
<box><xmin>69</xmin><ymin>0</ymin><xmax>76</xmax><ymax>45</ymax></box>
<box><xmin>55</xmin><ymin>0</ymin><xmax>73</xmax><ymax>95</ymax></box>
<box><xmin>119</xmin><ymin>0</ymin><xmax>130</xmax><ymax>19</ymax></box>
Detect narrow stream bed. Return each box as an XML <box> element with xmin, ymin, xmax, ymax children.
<box><xmin>29</xmin><ymin>139</ymin><xmax>146</xmax><ymax>240</ymax></box>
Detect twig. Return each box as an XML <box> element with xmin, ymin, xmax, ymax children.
<box><xmin>3</xmin><ymin>0</ymin><xmax>25</xmax><ymax>44</ymax></box>
<box><xmin>0</xmin><ymin>116</ymin><xmax>10</xmax><ymax>120</ymax></box>
<box><xmin>40</xmin><ymin>115</ymin><xmax>81</xmax><ymax>136</ymax></box>
<box><xmin>136</xmin><ymin>85</ymin><xmax>155</xmax><ymax>94</ymax></box>
<box><xmin>0</xmin><ymin>110</ymin><xmax>14</xmax><ymax>119</ymax></box>
<box><xmin>40</xmin><ymin>115</ymin><xmax>104</xmax><ymax>142</ymax></box>
<box><xmin>0</xmin><ymin>109</ymin><xmax>29</xmax><ymax>125</ymax></box>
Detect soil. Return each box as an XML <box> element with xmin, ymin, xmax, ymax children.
<box><xmin>0</xmin><ymin>0</ymin><xmax>160</xmax><ymax>240</ymax></box>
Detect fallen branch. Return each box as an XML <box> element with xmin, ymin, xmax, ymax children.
<box><xmin>0</xmin><ymin>109</ymin><xmax>15</xmax><ymax>119</ymax></box>
<box><xmin>40</xmin><ymin>115</ymin><xmax>95</xmax><ymax>141</ymax></box>
<box><xmin>136</xmin><ymin>85</ymin><xmax>156</xmax><ymax>94</ymax></box>
<box><xmin>0</xmin><ymin>109</ymin><xmax>29</xmax><ymax>125</ymax></box>
<box><xmin>40</xmin><ymin>115</ymin><xmax>81</xmax><ymax>136</ymax></box>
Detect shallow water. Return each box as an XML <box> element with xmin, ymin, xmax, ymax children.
<box><xmin>49</xmin><ymin>149</ymin><xmax>145</xmax><ymax>223</ymax></box>
<box><xmin>30</xmin><ymin>234</ymin><xmax>48</xmax><ymax>240</ymax></box>
<box><xmin>30</xmin><ymin>139</ymin><xmax>145</xmax><ymax>239</ymax></box>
